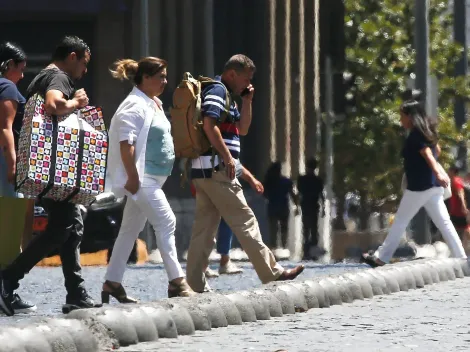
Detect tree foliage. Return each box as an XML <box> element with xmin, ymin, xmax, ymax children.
<box><xmin>333</xmin><ymin>0</ymin><xmax>470</xmax><ymax>226</ymax></box>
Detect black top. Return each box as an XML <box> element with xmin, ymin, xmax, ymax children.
<box><xmin>264</xmin><ymin>177</ymin><xmax>294</xmax><ymax>214</ymax></box>
<box><xmin>0</xmin><ymin>77</ymin><xmax>26</xmax><ymax>148</ymax></box>
<box><xmin>402</xmin><ymin>128</ymin><xmax>439</xmax><ymax>191</ymax></box>
<box><xmin>26</xmin><ymin>67</ymin><xmax>75</xmax><ymax>100</ymax></box>
<box><xmin>297</xmin><ymin>173</ymin><xmax>324</xmax><ymax>209</ymax></box>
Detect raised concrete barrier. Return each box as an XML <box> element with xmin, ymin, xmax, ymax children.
<box><xmin>0</xmin><ymin>258</ymin><xmax>468</xmax><ymax>352</ymax></box>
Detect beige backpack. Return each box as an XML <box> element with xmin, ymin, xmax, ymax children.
<box><xmin>170</xmin><ymin>72</ymin><xmax>231</xmax><ymax>159</ymax></box>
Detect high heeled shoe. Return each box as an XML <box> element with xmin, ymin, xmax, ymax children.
<box><xmin>101</xmin><ymin>281</ymin><xmax>138</xmax><ymax>304</ymax></box>
<box><xmin>168</xmin><ymin>280</ymin><xmax>197</xmax><ymax>298</ymax></box>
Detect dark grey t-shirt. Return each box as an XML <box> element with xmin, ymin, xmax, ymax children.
<box><xmin>26</xmin><ymin>67</ymin><xmax>75</xmax><ymax>100</ymax></box>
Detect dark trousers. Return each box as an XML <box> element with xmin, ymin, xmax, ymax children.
<box><xmin>268</xmin><ymin>210</ymin><xmax>289</xmax><ymax>249</ymax></box>
<box><xmin>3</xmin><ymin>198</ymin><xmax>84</xmax><ymax>294</ymax></box>
<box><xmin>216</xmin><ymin>218</ymin><xmax>233</xmax><ymax>256</ymax></box>
<box><xmin>302</xmin><ymin>207</ymin><xmax>319</xmax><ymax>255</ymax></box>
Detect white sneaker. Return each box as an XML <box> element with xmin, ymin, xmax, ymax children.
<box><xmin>203</xmin><ymin>281</ymin><xmax>213</xmax><ymax>293</ymax></box>
<box><xmin>219</xmin><ymin>261</ymin><xmax>244</xmax><ymax>275</ymax></box>
<box><xmin>205</xmin><ymin>268</ymin><xmax>219</xmax><ymax>278</ymax></box>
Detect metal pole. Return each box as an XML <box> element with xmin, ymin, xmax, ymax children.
<box><xmin>412</xmin><ymin>0</ymin><xmax>431</xmax><ymax>245</ymax></box>
<box><xmin>314</xmin><ymin>0</ymin><xmax>321</xmax><ymax>156</ymax></box>
<box><xmin>321</xmin><ymin>56</ymin><xmax>333</xmax><ymax>262</ymax></box>
<box><xmin>204</xmin><ymin>0</ymin><xmax>215</xmax><ymax>77</ymax></box>
<box><xmin>140</xmin><ymin>0</ymin><xmax>149</xmax><ymax>57</ymax></box>
<box><xmin>414</xmin><ymin>0</ymin><xmax>430</xmax><ymax>113</ymax></box>
<box><xmin>454</xmin><ymin>0</ymin><xmax>468</xmax><ymax>170</ymax></box>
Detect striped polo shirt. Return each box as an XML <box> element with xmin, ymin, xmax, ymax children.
<box><xmin>191</xmin><ymin>75</ymin><xmax>241</xmax><ymax>179</ymax></box>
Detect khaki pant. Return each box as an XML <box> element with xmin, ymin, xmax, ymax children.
<box><xmin>187</xmin><ymin>171</ymin><xmax>283</xmax><ymax>292</ymax></box>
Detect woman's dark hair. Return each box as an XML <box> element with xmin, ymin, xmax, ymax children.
<box><xmin>110</xmin><ymin>57</ymin><xmax>167</xmax><ymax>85</ymax></box>
<box><xmin>52</xmin><ymin>36</ymin><xmax>90</xmax><ymax>61</ymax></box>
<box><xmin>400</xmin><ymin>99</ymin><xmax>438</xmax><ymax>144</ymax></box>
<box><xmin>0</xmin><ymin>42</ymin><xmax>26</xmax><ymax>74</ymax></box>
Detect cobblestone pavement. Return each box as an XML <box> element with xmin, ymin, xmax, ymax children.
<box><xmin>119</xmin><ymin>276</ymin><xmax>470</xmax><ymax>352</ymax></box>
<box><xmin>0</xmin><ymin>261</ymin><xmax>361</xmax><ymax>325</ymax></box>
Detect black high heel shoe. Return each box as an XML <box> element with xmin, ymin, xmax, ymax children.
<box><xmin>101</xmin><ymin>281</ymin><xmax>138</xmax><ymax>304</ymax></box>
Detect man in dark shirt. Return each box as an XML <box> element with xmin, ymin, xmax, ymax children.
<box><xmin>297</xmin><ymin>158</ymin><xmax>325</xmax><ymax>259</ymax></box>
<box><xmin>0</xmin><ymin>36</ymin><xmax>98</xmax><ymax>316</ymax></box>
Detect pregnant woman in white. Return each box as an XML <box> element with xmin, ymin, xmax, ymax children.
<box><xmin>103</xmin><ymin>57</ymin><xmax>195</xmax><ymax>302</ymax></box>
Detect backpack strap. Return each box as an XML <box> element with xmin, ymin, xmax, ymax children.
<box><xmin>180</xmin><ymin>158</ymin><xmax>192</xmax><ymax>188</ymax></box>
<box><xmin>205</xmin><ymin>81</ymin><xmax>232</xmax><ymax>172</ymax></box>
<box><xmin>199</xmin><ymin>77</ymin><xmax>232</xmax><ymax>123</ymax></box>
<box><xmin>210</xmin><ymin>81</ymin><xmax>232</xmax><ymax>123</ymax></box>
<box><xmin>194</xmin><ymin>77</ymin><xmax>234</xmax><ymax>175</ymax></box>
<box><xmin>184</xmin><ymin>72</ymin><xmax>203</xmax><ymax>127</ymax></box>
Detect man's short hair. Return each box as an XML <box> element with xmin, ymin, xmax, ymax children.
<box><xmin>52</xmin><ymin>36</ymin><xmax>90</xmax><ymax>61</ymax></box>
<box><xmin>223</xmin><ymin>54</ymin><xmax>256</xmax><ymax>74</ymax></box>
<box><xmin>306</xmin><ymin>158</ymin><xmax>318</xmax><ymax>170</ymax></box>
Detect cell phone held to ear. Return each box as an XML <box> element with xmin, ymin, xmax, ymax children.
<box><xmin>240</xmin><ymin>87</ymin><xmax>250</xmax><ymax>97</ymax></box>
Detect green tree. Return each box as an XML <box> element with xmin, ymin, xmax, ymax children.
<box><xmin>334</xmin><ymin>0</ymin><xmax>470</xmax><ymax>229</ymax></box>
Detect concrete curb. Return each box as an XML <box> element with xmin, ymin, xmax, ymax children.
<box><xmin>0</xmin><ymin>258</ymin><xmax>468</xmax><ymax>351</ymax></box>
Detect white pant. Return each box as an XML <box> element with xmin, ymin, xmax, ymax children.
<box><xmin>105</xmin><ymin>176</ymin><xmax>184</xmax><ymax>282</ymax></box>
<box><xmin>376</xmin><ymin>187</ymin><xmax>467</xmax><ymax>263</ymax></box>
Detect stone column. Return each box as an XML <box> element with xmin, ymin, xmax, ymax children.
<box><xmin>181</xmin><ymin>0</ymin><xmax>194</xmax><ymax>74</ymax></box>
<box><xmin>148</xmin><ymin>0</ymin><xmax>162</xmax><ymax>57</ymax></box>
<box><xmin>282</xmin><ymin>0</ymin><xmax>292</xmax><ymax>177</ymax></box>
<box><xmin>203</xmin><ymin>0</ymin><xmax>215</xmax><ymax>77</ymax></box>
<box><xmin>297</xmin><ymin>0</ymin><xmax>306</xmax><ymax>176</ymax></box>
<box><xmin>94</xmin><ymin>12</ymin><xmax>128</xmax><ymax>125</ymax></box>
<box><xmin>275</xmin><ymin>0</ymin><xmax>287</xmax><ymax>169</ymax></box>
<box><xmin>268</xmin><ymin>0</ymin><xmax>277</xmax><ymax>163</ymax></box>
<box><xmin>164</xmin><ymin>0</ymin><xmax>177</xmax><ymax>90</ymax></box>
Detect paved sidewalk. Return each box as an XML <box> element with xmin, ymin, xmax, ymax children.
<box><xmin>0</xmin><ymin>261</ymin><xmax>359</xmax><ymax>324</ymax></box>
<box><xmin>119</xmin><ymin>276</ymin><xmax>470</xmax><ymax>352</ymax></box>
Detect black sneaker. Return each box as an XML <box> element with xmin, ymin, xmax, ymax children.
<box><xmin>11</xmin><ymin>294</ymin><xmax>37</xmax><ymax>313</ymax></box>
<box><xmin>62</xmin><ymin>288</ymin><xmax>102</xmax><ymax>314</ymax></box>
<box><xmin>0</xmin><ymin>275</ymin><xmax>14</xmax><ymax>316</ymax></box>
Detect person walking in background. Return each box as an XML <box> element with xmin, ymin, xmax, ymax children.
<box><xmin>0</xmin><ymin>42</ymin><xmax>36</xmax><ymax>256</ymax></box>
<box><xmin>0</xmin><ymin>36</ymin><xmax>100</xmax><ymax>316</ymax></box>
<box><xmin>104</xmin><ymin>57</ymin><xmax>195</xmax><ymax>303</ymax></box>
<box><xmin>297</xmin><ymin>158</ymin><xmax>325</xmax><ymax>260</ymax></box>
<box><xmin>448</xmin><ymin>163</ymin><xmax>470</xmax><ymax>253</ymax></box>
<box><xmin>0</xmin><ymin>42</ymin><xmax>26</xmax><ymax>198</ymax></box>
<box><xmin>0</xmin><ymin>41</ymin><xmax>37</xmax><ymax>314</ymax></box>
<box><xmin>263</xmin><ymin>161</ymin><xmax>299</xmax><ymax>250</ymax></box>
<box><xmin>361</xmin><ymin>100</ymin><xmax>466</xmax><ymax>267</ymax></box>
<box><xmin>187</xmin><ymin>54</ymin><xmax>304</xmax><ymax>293</ymax></box>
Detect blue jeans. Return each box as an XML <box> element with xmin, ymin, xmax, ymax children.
<box><xmin>216</xmin><ymin>218</ymin><xmax>233</xmax><ymax>256</ymax></box>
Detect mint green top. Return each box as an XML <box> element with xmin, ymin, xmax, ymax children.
<box><xmin>144</xmin><ymin>109</ymin><xmax>175</xmax><ymax>177</ymax></box>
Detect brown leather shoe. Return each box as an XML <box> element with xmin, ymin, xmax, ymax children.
<box><xmin>276</xmin><ymin>265</ymin><xmax>305</xmax><ymax>281</ymax></box>
<box><xmin>168</xmin><ymin>280</ymin><xmax>198</xmax><ymax>298</ymax></box>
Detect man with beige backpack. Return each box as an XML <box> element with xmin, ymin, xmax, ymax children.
<box><xmin>171</xmin><ymin>54</ymin><xmax>304</xmax><ymax>293</ymax></box>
